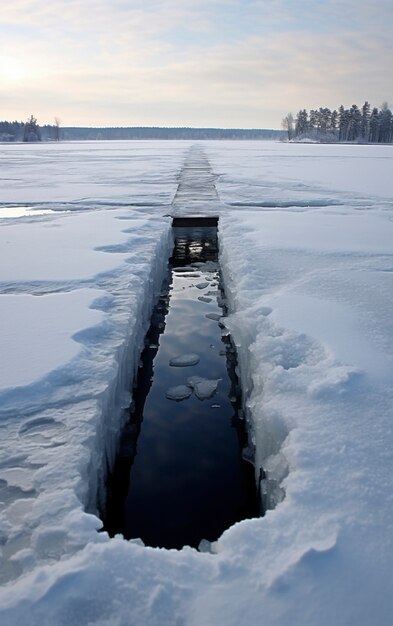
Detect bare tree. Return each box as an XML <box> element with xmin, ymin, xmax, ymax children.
<box><xmin>282</xmin><ymin>113</ymin><xmax>294</xmax><ymax>140</ymax></box>
<box><xmin>54</xmin><ymin>117</ymin><xmax>61</xmax><ymax>141</ymax></box>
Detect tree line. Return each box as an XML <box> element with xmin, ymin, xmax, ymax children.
<box><xmin>60</xmin><ymin>126</ymin><xmax>282</xmax><ymax>140</ymax></box>
<box><xmin>282</xmin><ymin>102</ymin><xmax>393</xmax><ymax>143</ymax></box>
<box><xmin>0</xmin><ymin>117</ymin><xmax>284</xmax><ymax>142</ymax></box>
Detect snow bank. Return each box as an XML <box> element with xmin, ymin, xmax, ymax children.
<box><xmin>0</xmin><ymin>207</ymin><xmax>173</xmax><ymax>586</ymax></box>
<box><xmin>216</xmin><ymin>202</ymin><xmax>393</xmax><ymax>623</ymax></box>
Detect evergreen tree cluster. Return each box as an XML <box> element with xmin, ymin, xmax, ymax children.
<box><xmin>286</xmin><ymin>102</ymin><xmax>393</xmax><ymax>143</ymax></box>
<box><xmin>0</xmin><ymin>116</ymin><xmax>61</xmax><ymax>142</ymax></box>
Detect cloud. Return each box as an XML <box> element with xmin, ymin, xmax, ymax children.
<box><xmin>1</xmin><ymin>1</ymin><xmax>392</xmax><ymax>126</ymax></box>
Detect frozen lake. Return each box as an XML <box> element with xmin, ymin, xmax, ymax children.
<box><xmin>0</xmin><ymin>140</ymin><xmax>392</xmax><ymax>626</ymax></box>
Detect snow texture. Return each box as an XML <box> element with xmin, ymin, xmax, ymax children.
<box><xmin>0</xmin><ymin>140</ymin><xmax>392</xmax><ymax>626</ymax></box>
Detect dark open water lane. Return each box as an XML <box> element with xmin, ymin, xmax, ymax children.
<box><xmin>103</xmin><ymin>226</ymin><xmax>258</xmax><ymax>549</ymax></box>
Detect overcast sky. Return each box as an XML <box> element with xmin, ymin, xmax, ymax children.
<box><xmin>1</xmin><ymin>0</ymin><xmax>392</xmax><ymax>128</ymax></box>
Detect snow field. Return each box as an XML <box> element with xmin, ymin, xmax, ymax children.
<box><xmin>206</xmin><ymin>140</ymin><xmax>393</xmax><ymax>208</ymax></box>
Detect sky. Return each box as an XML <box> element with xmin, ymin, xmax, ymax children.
<box><xmin>0</xmin><ymin>0</ymin><xmax>392</xmax><ymax>128</ymax></box>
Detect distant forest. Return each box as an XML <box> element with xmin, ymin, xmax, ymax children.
<box><xmin>0</xmin><ymin>118</ymin><xmax>283</xmax><ymax>142</ymax></box>
<box><xmin>283</xmin><ymin>101</ymin><xmax>393</xmax><ymax>143</ymax></box>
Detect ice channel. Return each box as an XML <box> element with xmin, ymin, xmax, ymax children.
<box><xmin>102</xmin><ymin>223</ymin><xmax>259</xmax><ymax>549</ymax></box>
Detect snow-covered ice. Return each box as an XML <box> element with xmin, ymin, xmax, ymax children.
<box><xmin>0</xmin><ymin>290</ymin><xmax>104</xmax><ymax>391</ymax></box>
<box><xmin>0</xmin><ymin>140</ymin><xmax>392</xmax><ymax>626</ymax></box>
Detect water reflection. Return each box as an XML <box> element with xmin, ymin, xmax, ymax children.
<box><xmin>103</xmin><ymin>226</ymin><xmax>258</xmax><ymax>549</ymax></box>
<box><xmin>0</xmin><ymin>206</ymin><xmax>57</xmax><ymax>219</ymax></box>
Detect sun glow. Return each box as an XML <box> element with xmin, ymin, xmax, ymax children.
<box><xmin>1</xmin><ymin>58</ymin><xmax>29</xmax><ymax>82</ymax></box>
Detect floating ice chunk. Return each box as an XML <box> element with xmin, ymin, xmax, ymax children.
<box><xmin>195</xmin><ymin>379</ymin><xmax>221</xmax><ymax>400</ymax></box>
<box><xmin>187</xmin><ymin>376</ymin><xmax>221</xmax><ymax>400</ymax></box>
<box><xmin>169</xmin><ymin>353</ymin><xmax>200</xmax><ymax>367</ymax></box>
<box><xmin>205</xmin><ymin>313</ymin><xmax>222</xmax><ymax>321</ymax></box>
<box><xmin>186</xmin><ymin>375</ymin><xmax>204</xmax><ymax>388</ymax></box>
<box><xmin>166</xmin><ymin>385</ymin><xmax>193</xmax><ymax>401</ymax></box>
<box><xmin>198</xmin><ymin>296</ymin><xmax>212</xmax><ymax>303</ymax></box>
<box><xmin>196</xmin><ymin>282</ymin><xmax>209</xmax><ymax>290</ymax></box>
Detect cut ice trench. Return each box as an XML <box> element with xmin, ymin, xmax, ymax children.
<box><xmin>101</xmin><ymin>223</ymin><xmax>259</xmax><ymax>549</ymax></box>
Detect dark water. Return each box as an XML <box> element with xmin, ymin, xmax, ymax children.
<box><xmin>103</xmin><ymin>226</ymin><xmax>258</xmax><ymax>549</ymax></box>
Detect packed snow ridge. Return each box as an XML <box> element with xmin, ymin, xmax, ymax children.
<box><xmin>0</xmin><ymin>140</ymin><xmax>392</xmax><ymax>626</ymax></box>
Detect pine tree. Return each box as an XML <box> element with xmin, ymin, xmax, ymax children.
<box><xmin>330</xmin><ymin>110</ymin><xmax>338</xmax><ymax>134</ymax></box>
<box><xmin>23</xmin><ymin>115</ymin><xmax>41</xmax><ymax>142</ymax></box>
<box><xmin>309</xmin><ymin>109</ymin><xmax>318</xmax><ymax>132</ymax></box>
<box><xmin>295</xmin><ymin>109</ymin><xmax>308</xmax><ymax>136</ymax></box>
<box><xmin>361</xmin><ymin>101</ymin><xmax>371</xmax><ymax>140</ymax></box>
<box><xmin>347</xmin><ymin>104</ymin><xmax>362</xmax><ymax>141</ymax></box>
<box><xmin>338</xmin><ymin>105</ymin><xmax>349</xmax><ymax>141</ymax></box>
<box><xmin>369</xmin><ymin>108</ymin><xmax>380</xmax><ymax>142</ymax></box>
<box><xmin>378</xmin><ymin>103</ymin><xmax>393</xmax><ymax>143</ymax></box>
